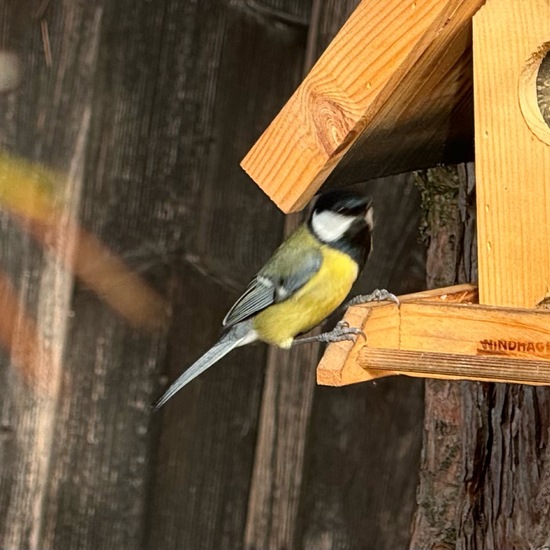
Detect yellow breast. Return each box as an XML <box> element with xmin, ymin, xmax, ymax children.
<box><xmin>252</xmin><ymin>246</ymin><xmax>359</xmax><ymax>348</ymax></box>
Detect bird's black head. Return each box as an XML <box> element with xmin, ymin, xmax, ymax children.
<box><xmin>308</xmin><ymin>190</ymin><xmax>374</xmax><ymax>268</ymax></box>
<box><xmin>312</xmin><ymin>190</ymin><xmax>371</xmax><ymax>218</ymax></box>
<box><xmin>309</xmin><ymin>191</ymin><xmax>373</xmax><ymax>241</ymax></box>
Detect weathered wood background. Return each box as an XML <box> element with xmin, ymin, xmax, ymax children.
<box><xmin>0</xmin><ymin>1</ymin><xmax>427</xmax><ymax>549</ymax></box>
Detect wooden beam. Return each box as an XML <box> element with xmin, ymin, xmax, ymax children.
<box><xmin>317</xmin><ymin>285</ymin><xmax>550</xmax><ymax>386</ymax></box>
<box><xmin>474</xmin><ymin>0</ymin><xmax>550</xmax><ymax>308</ymax></box>
<box><xmin>242</xmin><ymin>0</ymin><xmax>485</xmax><ymax>212</ymax></box>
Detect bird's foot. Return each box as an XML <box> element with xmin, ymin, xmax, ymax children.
<box><xmin>293</xmin><ymin>320</ymin><xmax>366</xmax><ymax>345</ymax></box>
<box><xmin>345</xmin><ymin>288</ymin><xmax>399</xmax><ymax>308</ymax></box>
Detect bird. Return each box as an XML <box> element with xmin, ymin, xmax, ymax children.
<box><xmin>153</xmin><ymin>190</ymin><xmax>398</xmax><ymax>410</ymax></box>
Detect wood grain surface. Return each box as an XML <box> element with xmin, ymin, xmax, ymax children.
<box><xmin>1</xmin><ymin>1</ymin><xmax>305</xmax><ymax>549</ymax></box>
<box><xmin>242</xmin><ymin>0</ymin><xmax>485</xmax><ymax>212</ymax></box>
<box><xmin>474</xmin><ymin>0</ymin><xmax>550</xmax><ymax>308</ymax></box>
<box><xmin>0</xmin><ymin>1</ymin><xmax>427</xmax><ymax>549</ymax></box>
<box><xmin>141</xmin><ymin>2</ymin><xmax>311</xmax><ymax>549</ymax></box>
<box><xmin>318</xmin><ymin>283</ymin><xmax>550</xmax><ymax>387</ymax></box>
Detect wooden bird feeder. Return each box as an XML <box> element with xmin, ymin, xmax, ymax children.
<box><xmin>242</xmin><ymin>0</ymin><xmax>550</xmax><ymax>387</ymax></box>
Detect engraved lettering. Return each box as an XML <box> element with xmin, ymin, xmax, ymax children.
<box><xmin>477</xmin><ymin>339</ymin><xmax>550</xmax><ymax>357</ymax></box>
<box><xmin>480</xmin><ymin>340</ymin><xmax>493</xmax><ymax>351</ymax></box>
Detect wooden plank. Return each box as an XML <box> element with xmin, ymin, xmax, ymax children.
<box><xmin>0</xmin><ymin>1</ymin><xmax>312</xmax><ymax>549</ymax></box>
<box><xmin>145</xmin><ymin>2</ymin><xmax>313</xmax><ymax>550</ymax></box>
<box><xmin>319</xmin><ymin>284</ymin><xmax>550</xmax><ymax>387</ymax></box>
<box><xmin>360</xmin><ymin>348</ymin><xmax>550</xmax><ymax>385</ymax></box>
<box><xmin>474</xmin><ymin>0</ymin><xmax>550</xmax><ymax>307</ymax></box>
<box><xmin>244</xmin><ymin>334</ymin><xmax>319</xmax><ymax>550</ymax></box>
<box><xmin>0</xmin><ymin>4</ymin><xmax>110</xmax><ymax>549</ymax></box>
<box><xmin>323</xmin><ymin>1</ymin><xmax>476</xmax><ymax>189</ymax></box>
<box><xmin>318</xmin><ymin>285</ymin><xmax>476</xmax><ymax>385</ymax></box>
<box><xmin>15</xmin><ymin>3</ymin><xmax>170</xmax><ymax>549</ymax></box>
<box><xmin>241</xmin><ymin>0</ymin><xmax>485</xmax><ymax>212</ymax></box>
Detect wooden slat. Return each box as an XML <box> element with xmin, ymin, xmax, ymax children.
<box><xmin>242</xmin><ymin>0</ymin><xmax>485</xmax><ymax>212</ymax></box>
<box><xmin>27</xmin><ymin>4</ymin><xmax>169</xmax><ymax>549</ymax></box>
<box><xmin>474</xmin><ymin>0</ymin><xmax>550</xmax><ymax>307</ymax></box>
<box><xmin>318</xmin><ymin>285</ymin><xmax>476</xmax><ymax>385</ymax></box>
<box><xmin>318</xmin><ymin>284</ymin><xmax>550</xmax><ymax>387</ymax></box>
<box><xmin>1</xmin><ymin>1</ymin><xmax>305</xmax><ymax>549</ymax></box>
<box><xmin>359</xmin><ymin>348</ymin><xmax>550</xmax><ymax>385</ymax></box>
<box><xmin>244</xmin><ymin>335</ymin><xmax>319</xmax><ymax>550</ymax></box>
<box><xmin>0</xmin><ymin>5</ymin><xmax>108</xmax><ymax>549</ymax></box>
<box><xmin>145</xmin><ymin>3</ymin><xmax>313</xmax><ymax>550</ymax></box>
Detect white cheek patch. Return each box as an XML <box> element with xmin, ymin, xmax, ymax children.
<box><xmin>312</xmin><ymin>210</ymin><xmax>355</xmax><ymax>242</ymax></box>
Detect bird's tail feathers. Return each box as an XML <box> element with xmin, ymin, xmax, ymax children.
<box><xmin>152</xmin><ymin>323</ymin><xmax>256</xmax><ymax>411</ymax></box>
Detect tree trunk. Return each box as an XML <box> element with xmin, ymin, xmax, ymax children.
<box><xmin>410</xmin><ymin>165</ymin><xmax>550</xmax><ymax>550</ymax></box>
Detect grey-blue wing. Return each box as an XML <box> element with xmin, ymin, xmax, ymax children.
<box><xmin>222</xmin><ymin>277</ymin><xmax>276</xmax><ymax>327</ymax></box>
<box><xmin>222</xmin><ymin>248</ymin><xmax>322</xmax><ymax>328</ymax></box>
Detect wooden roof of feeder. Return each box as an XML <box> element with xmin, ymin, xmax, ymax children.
<box><xmin>241</xmin><ymin>0</ymin><xmax>550</xmax><ymax>388</ymax></box>
<box><xmin>242</xmin><ymin>0</ymin><xmax>485</xmax><ymax>213</ymax></box>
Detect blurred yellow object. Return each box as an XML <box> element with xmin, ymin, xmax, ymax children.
<box><xmin>25</xmin><ymin>219</ymin><xmax>171</xmax><ymax>332</ymax></box>
<box><xmin>0</xmin><ymin>150</ymin><xmax>170</xmax><ymax>334</ymax></box>
<box><xmin>0</xmin><ymin>151</ymin><xmax>63</xmax><ymax>222</ymax></box>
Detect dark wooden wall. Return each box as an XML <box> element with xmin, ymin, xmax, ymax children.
<box><xmin>0</xmin><ymin>1</ymin><xmax>426</xmax><ymax>549</ymax></box>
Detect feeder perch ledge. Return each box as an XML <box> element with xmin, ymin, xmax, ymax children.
<box><xmin>317</xmin><ymin>285</ymin><xmax>550</xmax><ymax>387</ymax></box>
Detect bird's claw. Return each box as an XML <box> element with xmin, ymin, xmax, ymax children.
<box><xmin>317</xmin><ymin>321</ymin><xmax>366</xmax><ymax>343</ymax></box>
<box><xmin>345</xmin><ymin>289</ymin><xmax>400</xmax><ymax>308</ymax></box>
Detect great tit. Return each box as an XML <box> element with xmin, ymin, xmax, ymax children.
<box><xmin>153</xmin><ymin>191</ymin><xmax>396</xmax><ymax>410</ymax></box>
